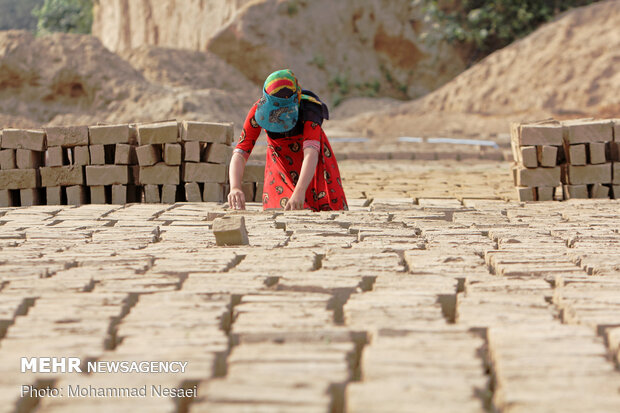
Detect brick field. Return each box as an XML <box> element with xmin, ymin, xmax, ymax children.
<box><xmin>0</xmin><ymin>160</ymin><xmax>619</xmax><ymax>412</ymax></box>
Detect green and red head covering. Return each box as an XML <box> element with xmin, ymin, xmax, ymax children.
<box><xmin>255</xmin><ymin>69</ymin><xmax>302</xmax><ymax>133</ymax></box>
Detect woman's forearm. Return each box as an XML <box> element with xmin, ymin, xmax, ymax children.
<box><xmin>294</xmin><ymin>148</ymin><xmax>319</xmax><ymax>195</ymax></box>
<box><xmin>229</xmin><ymin>153</ymin><xmax>247</xmax><ymax>189</ymax></box>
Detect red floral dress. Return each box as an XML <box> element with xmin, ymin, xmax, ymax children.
<box><xmin>235</xmin><ymin>102</ymin><xmax>348</xmax><ymax>211</ymax></box>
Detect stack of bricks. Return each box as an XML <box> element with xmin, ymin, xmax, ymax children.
<box><xmin>0</xmin><ymin>129</ymin><xmax>45</xmax><ymax>206</ymax></box>
<box><xmin>511</xmin><ymin>119</ymin><xmax>619</xmax><ymax>201</ymax></box>
<box><xmin>243</xmin><ymin>162</ymin><xmax>266</xmax><ymax>204</ymax></box>
<box><xmin>181</xmin><ymin>121</ymin><xmax>232</xmax><ymax>203</ymax></box>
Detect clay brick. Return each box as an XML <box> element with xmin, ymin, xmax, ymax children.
<box><xmin>139</xmin><ymin>163</ymin><xmax>180</xmax><ymax>185</ymax></box>
<box><xmin>513</xmin><ymin>122</ymin><xmax>563</xmax><ymax>146</ymax></box>
<box><xmin>164</xmin><ymin>143</ymin><xmax>182</xmax><ymax>165</ymax></box>
<box><xmin>537</xmin><ymin>187</ymin><xmax>554</xmax><ymax>201</ymax></box>
<box><xmin>46</xmin><ymin>147</ymin><xmax>66</xmax><ymax>167</ymax></box>
<box><xmin>45</xmin><ymin>126</ymin><xmax>89</xmax><ymax>147</ymax></box>
<box><xmin>242</xmin><ymin>182</ymin><xmax>255</xmax><ymax>202</ymax></box>
<box><xmin>610</xmin><ymin>142</ymin><xmax>620</xmax><ymax>162</ymax></box>
<box><xmin>519</xmin><ymin>146</ymin><xmax>538</xmax><ymax>168</ymax></box>
<box><xmin>181</xmin><ymin>121</ymin><xmax>233</xmax><ymax>144</ymax></box>
<box><xmin>567</xmin><ymin>144</ymin><xmax>586</xmax><ymax>165</ymax></box>
<box><xmin>66</xmin><ymin>185</ymin><xmax>87</xmax><ymax>205</ymax></box>
<box><xmin>212</xmin><ymin>216</ymin><xmax>249</xmax><ymax>246</ymax></box>
<box><xmin>89</xmin><ymin>124</ymin><xmax>130</xmax><ymax>145</ymax></box>
<box><xmin>588</xmin><ymin>142</ymin><xmax>607</xmax><ymax>164</ymax></box>
<box><xmin>90</xmin><ymin>186</ymin><xmax>108</xmax><ymax>204</ymax></box>
<box><xmin>563</xmin><ymin>119</ymin><xmax>613</xmax><ymax>144</ymax></box>
<box><xmin>537</xmin><ymin>146</ymin><xmax>558</xmax><ymax>167</ymax></box>
<box><xmin>0</xmin><ymin>189</ymin><xmax>14</xmax><ymax>207</ymax></box>
<box><xmin>590</xmin><ymin>183</ymin><xmax>610</xmax><ymax>199</ymax></box>
<box><xmin>114</xmin><ymin>144</ymin><xmax>137</xmax><ymax>165</ymax></box>
<box><xmin>563</xmin><ymin>185</ymin><xmax>589</xmax><ymax>199</ymax></box>
<box><xmin>516</xmin><ymin>187</ymin><xmax>536</xmax><ymax>202</ymax></box>
<box><xmin>0</xmin><ymin>149</ymin><xmax>16</xmax><ymax>170</ymax></box>
<box><xmin>614</xmin><ymin>120</ymin><xmax>620</xmax><ymax>141</ymax></box>
<box><xmin>612</xmin><ymin>185</ymin><xmax>620</xmax><ymax>199</ymax></box>
<box><xmin>73</xmin><ymin>146</ymin><xmax>90</xmax><ymax>165</ymax></box>
<box><xmin>89</xmin><ymin>144</ymin><xmax>106</xmax><ymax>165</ymax></box>
<box><xmin>566</xmin><ymin>163</ymin><xmax>611</xmax><ymax>185</ymax></box>
<box><xmin>183</xmin><ymin>163</ymin><xmax>227</xmax><ymax>183</ymax></box>
<box><xmin>205</xmin><ymin>143</ymin><xmax>232</xmax><ymax>164</ymax></box>
<box><xmin>1</xmin><ymin>129</ymin><xmax>46</xmax><ymax>151</ymax></box>
<box><xmin>136</xmin><ymin>145</ymin><xmax>161</xmax><ymax>166</ymax></box>
<box><xmin>16</xmin><ymin>150</ymin><xmax>43</xmax><ymax>169</ymax></box>
<box><xmin>46</xmin><ymin>187</ymin><xmax>63</xmax><ymax>205</ymax></box>
<box><xmin>0</xmin><ymin>169</ymin><xmax>39</xmax><ymax>189</ymax></box>
<box><xmin>20</xmin><ymin>188</ymin><xmax>41</xmax><ymax>206</ymax></box>
<box><xmin>203</xmin><ymin>183</ymin><xmax>225</xmax><ymax>202</ymax></box>
<box><xmin>243</xmin><ymin>164</ymin><xmax>265</xmax><ymax>183</ymax></box>
<box><xmin>255</xmin><ymin>182</ymin><xmax>264</xmax><ymax>203</ymax></box>
<box><xmin>161</xmin><ymin>184</ymin><xmax>177</xmax><ymax>203</ymax></box>
<box><xmin>40</xmin><ymin>166</ymin><xmax>84</xmax><ymax>187</ymax></box>
<box><xmin>184</xmin><ymin>141</ymin><xmax>202</xmax><ymax>163</ymax></box>
<box><xmin>144</xmin><ymin>184</ymin><xmax>160</xmax><ymax>203</ymax></box>
<box><xmin>111</xmin><ymin>185</ymin><xmax>127</xmax><ymax>204</ymax></box>
<box><xmin>137</xmin><ymin>121</ymin><xmax>178</xmax><ymax>145</ymax></box>
<box><xmin>613</xmin><ymin>164</ymin><xmax>620</xmax><ymax>184</ymax></box>
<box><xmin>185</xmin><ymin>182</ymin><xmax>202</xmax><ymax>202</ymax></box>
<box><xmin>86</xmin><ymin>165</ymin><xmax>130</xmax><ymax>186</ymax></box>
<box><xmin>514</xmin><ymin>166</ymin><xmax>561</xmax><ymax>187</ymax></box>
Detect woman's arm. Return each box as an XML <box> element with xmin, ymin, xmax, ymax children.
<box><xmin>285</xmin><ymin>147</ymin><xmax>318</xmax><ymax>210</ymax></box>
<box><xmin>228</xmin><ymin>152</ymin><xmax>247</xmax><ymax>210</ymax></box>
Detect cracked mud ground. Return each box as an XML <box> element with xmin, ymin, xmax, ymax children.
<box><xmin>1</xmin><ymin>160</ymin><xmax>619</xmax><ymax>413</ymax></box>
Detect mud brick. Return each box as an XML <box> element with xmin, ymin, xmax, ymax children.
<box><xmin>242</xmin><ymin>182</ymin><xmax>255</xmax><ymax>202</ymax></box>
<box><xmin>0</xmin><ymin>149</ymin><xmax>16</xmax><ymax>170</ymax></box>
<box><xmin>181</xmin><ymin>121</ymin><xmax>233</xmax><ymax>144</ymax></box>
<box><xmin>610</xmin><ymin>142</ymin><xmax>620</xmax><ymax>162</ymax></box>
<box><xmin>45</xmin><ymin>125</ymin><xmax>89</xmax><ymax>147</ymax></box>
<box><xmin>0</xmin><ymin>169</ymin><xmax>39</xmax><ymax>189</ymax></box>
<box><xmin>161</xmin><ymin>184</ymin><xmax>177</xmax><ymax>203</ymax></box>
<box><xmin>203</xmin><ymin>183</ymin><xmax>225</xmax><ymax>202</ymax></box>
<box><xmin>563</xmin><ymin>185</ymin><xmax>588</xmax><ymax>199</ymax></box>
<box><xmin>536</xmin><ymin>187</ymin><xmax>554</xmax><ymax>201</ymax></box>
<box><xmin>612</xmin><ymin>185</ymin><xmax>620</xmax><ymax>199</ymax></box>
<box><xmin>1</xmin><ymin>129</ymin><xmax>46</xmax><ymax>151</ymax></box>
<box><xmin>144</xmin><ymin>184</ymin><xmax>160</xmax><ymax>203</ymax></box>
<box><xmin>563</xmin><ymin>119</ymin><xmax>613</xmax><ymax>144</ymax></box>
<box><xmin>73</xmin><ymin>146</ymin><xmax>90</xmax><ymax>165</ymax></box>
<box><xmin>184</xmin><ymin>141</ymin><xmax>202</xmax><ymax>163</ymax></box>
<box><xmin>136</xmin><ymin>144</ymin><xmax>162</xmax><ymax>166</ymax></box>
<box><xmin>205</xmin><ymin>143</ymin><xmax>233</xmax><ymax>164</ymax></box>
<box><xmin>183</xmin><ymin>163</ymin><xmax>227</xmax><ymax>183</ymax></box>
<box><xmin>139</xmin><ymin>163</ymin><xmax>180</xmax><ymax>185</ymax></box>
<box><xmin>89</xmin><ymin>145</ymin><xmax>106</xmax><ymax>165</ymax></box>
<box><xmin>0</xmin><ymin>189</ymin><xmax>13</xmax><ymax>207</ymax></box>
<box><xmin>46</xmin><ymin>146</ymin><xmax>65</xmax><ymax>167</ymax></box>
<box><xmin>255</xmin><ymin>182</ymin><xmax>264</xmax><ymax>203</ymax></box>
<box><xmin>514</xmin><ymin>166</ymin><xmax>560</xmax><ymax>187</ymax></box>
<box><xmin>111</xmin><ymin>185</ymin><xmax>127</xmax><ymax>204</ymax></box>
<box><xmin>46</xmin><ymin>187</ymin><xmax>63</xmax><ymax>205</ymax></box>
<box><xmin>185</xmin><ymin>182</ymin><xmax>202</xmax><ymax>202</ymax></box>
<box><xmin>613</xmin><ymin>164</ymin><xmax>620</xmax><ymax>184</ymax></box>
<box><xmin>20</xmin><ymin>188</ymin><xmax>41</xmax><ymax>206</ymax></box>
<box><xmin>519</xmin><ymin>146</ymin><xmax>538</xmax><ymax>167</ymax></box>
<box><xmin>137</xmin><ymin>121</ymin><xmax>178</xmax><ymax>145</ymax></box>
<box><xmin>590</xmin><ymin>183</ymin><xmax>610</xmax><ymax>199</ymax></box>
<box><xmin>567</xmin><ymin>144</ymin><xmax>586</xmax><ymax>165</ymax></box>
<box><xmin>513</xmin><ymin>122</ymin><xmax>563</xmax><ymax>146</ymax></box>
<box><xmin>588</xmin><ymin>142</ymin><xmax>607</xmax><ymax>164</ymax></box>
<box><xmin>86</xmin><ymin>165</ymin><xmax>130</xmax><ymax>186</ymax></box>
<box><xmin>537</xmin><ymin>146</ymin><xmax>558</xmax><ymax>167</ymax></box>
<box><xmin>243</xmin><ymin>164</ymin><xmax>265</xmax><ymax>183</ymax></box>
<box><xmin>40</xmin><ymin>166</ymin><xmax>84</xmax><ymax>187</ymax></box>
<box><xmin>16</xmin><ymin>149</ymin><xmax>43</xmax><ymax>169</ymax></box>
<box><xmin>516</xmin><ymin>187</ymin><xmax>536</xmax><ymax>202</ymax></box>
<box><xmin>566</xmin><ymin>163</ymin><xmax>611</xmax><ymax>185</ymax></box>
<box><xmin>212</xmin><ymin>216</ymin><xmax>249</xmax><ymax>246</ymax></box>
<box><xmin>164</xmin><ymin>143</ymin><xmax>182</xmax><ymax>165</ymax></box>
<box><xmin>89</xmin><ymin>124</ymin><xmax>130</xmax><ymax>145</ymax></box>
<box><xmin>90</xmin><ymin>186</ymin><xmax>108</xmax><ymax>204</ymax></box>
<box><xmin>114</xmin><ymin>144</ymin><xmax>137</xmax><ymax>165</ymax></box>
<box><xmin>66</xmin><ymin>185</ymin><xmax>87</xmax><ymax>206</ymax></box>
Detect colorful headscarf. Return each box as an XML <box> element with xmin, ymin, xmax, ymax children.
<box><xmin>255</xmin><ymin>69</ymin><xmax>302</xmax><ymax>133</ymax></box>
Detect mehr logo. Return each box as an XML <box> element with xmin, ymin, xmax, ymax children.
<box><xmin>21</xmin><ymin>358</ymin><xmax>82</xmax><ymax>373</ymax></box>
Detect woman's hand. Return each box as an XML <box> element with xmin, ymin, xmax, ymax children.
<box><xmin>284</xmin><ymin>190</ymin><xmax>305</xmax><ymax>210</ymax></box>
<box><xmin>228</xmin><ymin>187</ymin><xmax>246</xmax><ymax>210</ymax></box>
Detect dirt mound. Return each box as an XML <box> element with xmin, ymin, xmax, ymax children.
<box><xmin>334</xmin><ymin>0</ymin><xmax>620</xmax><ymax>138</ymax></box>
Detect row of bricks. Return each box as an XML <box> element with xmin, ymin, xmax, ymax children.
<box><xmin>511</xmin><ymin>118</ymin><xmax>620</xmax><ymax>146</ymax></box>
<box><xmin>513</xmin><ymin>163</ymin><xmax>619</xmax><ymax>187</ymax></box>
<box><xmin>517</xmin><ymin>184</ymin><xmax>620</xmax><ymax>202</ymax></box>
<box><xmin>515</xmin><ymin>141</ymin><xmax>620</xmax><ymax>168</ymax></box>
<box><xmin>0</xmin><ymin>120</ymin><xmax>233</xmax><ymax>150</ymax></box>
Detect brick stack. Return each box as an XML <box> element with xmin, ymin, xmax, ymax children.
<box><xmin>0</xmin><ymin>129</ymin><xmax>44</xmax><ymax>206</ymax></box>
<box><xmin>511</xmin><ymin>119</ymin><xmax>619</xmax><ymax>201</ymax></box>
<box><xmin>41</xmin><ymin>126</ymin><xmax>89</xmax><ymax>205</ymax></box>
<box><xmin>86</xmin><ymin>124</ymin><xmax>140</xmax><ymax>204</ymax></box>
<box><xmin>243</xmin><ymin>163</ymin><xmax>266</xmax><ymax>204</ymax></box>
<box><xmin>181</xmin><ymin>121</ymin><xmax>232</xmax><ymax>203</ymax></box>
